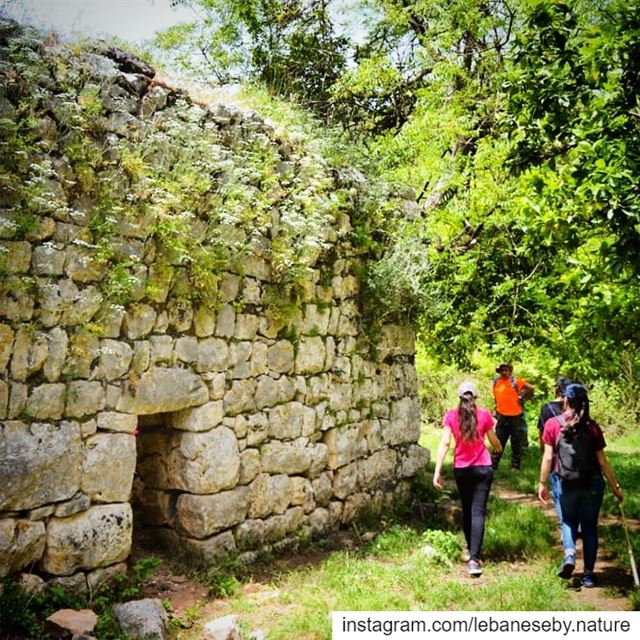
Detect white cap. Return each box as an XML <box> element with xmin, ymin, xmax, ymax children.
<box><xmin>457</xmin><ymin>381</ymin><xmax>478</xmax><ymax>398</ymax></box>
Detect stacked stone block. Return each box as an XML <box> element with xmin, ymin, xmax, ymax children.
<box><xmin>0</xmin><ymin>20</ymin><xmax>428</xmax><ymax>584</ymax></box>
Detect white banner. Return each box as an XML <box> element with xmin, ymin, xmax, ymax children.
<box><xmin>332</xmin><ymin>611</ymin><xmax>638</xmax><ymax>640</ymax></box>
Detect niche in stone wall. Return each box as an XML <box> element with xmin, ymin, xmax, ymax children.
<box><xmin>131</xmin><ymin>402</ymin><xmax>240</xmax><ymax>544</ymax></box>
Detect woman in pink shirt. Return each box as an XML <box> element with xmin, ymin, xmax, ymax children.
<box><xmin>433</xmin><ymin>381</ymin><xmax>502</xmax><ymax>576</ymax></box>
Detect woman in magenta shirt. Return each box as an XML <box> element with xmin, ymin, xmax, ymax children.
<box><xmin>433</xmin><ymin>381</ymin><xmax>502</xmax><ymax>576</ymax></box>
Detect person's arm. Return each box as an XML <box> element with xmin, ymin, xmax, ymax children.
<box><xmin>596</xmin><ymin>449</ymin><xmax>623</xmax><ymax>502</ymax></box>
<box><xmin>487</xmin><ymin>428</ymin><xmax>502</xmax><ymax>455</ymax></box>
<box><xmin>519</xmin><ymin>380</ymin><xmax>535</xmax><ymax>401</ymax></box>
<box><xmin>538</xmin><ymin>443</ymin><xmax>554</xmax><ymax>504</ymax></box>
<box><xmin>433</xmin><ymin>426</ymin><xmax>452</xmax><ymax>491</ymax></box>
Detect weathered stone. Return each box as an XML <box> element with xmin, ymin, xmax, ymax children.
<box><xmin>141</xmin><ymin>85</ymin><xmax>169</xmax><ymax>117</ymax></box>
<box><xmin>246</xmin><ymin>412</ymin><xmax>269</xmax><ymax>446</ymax></box>
<box><xmin>260</xmin><ymin>441</ymin><xmax>312</xmax><ymax>475</ymax></box>
<box><xmin>327</xmin><ymin>383</ymin><xmax>352</xmax><ymax>412</ymax></box>
<box><xmin>86</xmin><ymin>562</ymin><xmax>127</xmax><ymax>593</ymax></box>
<box><xmin>60</xmin><ymin>285</ymin><xmax>102</xmax><ymax>326</ymax></box>
<box><xmin>239</xmin><ymin>448</ymin><xmax>261</xmax><ymax>484</ymax></box>
<box><xmin>0</xmin><ymin>284</ymin><xmax>34</xmax><ymax>322</ymax></box>
<box><xmin>295</xmin><ymin>336</ymin><xmax>326</xmax><ymax>375</ymax></box>
<box><xmin>0</xmin><ymin>421</ymin><xmax>81</xmax><ymax>511</ymax></box>
<box><xmin>65</xmin><ymin>246</ymin><xmax>105</xmax><ymax>282</ymax></box>
<box><xmin>0</xmin><ymin>519</ymin><xmax>46</xmax><ymax>577</ymax></box>
<box><xmin>26</xmin><ymin>383</ymin><xmax>65</xmax><ymax>419</ymax></box>
<box><xmin>323</xmin><ymin>425</ymin><xmax>367</xmax><ymax>469</ymax></box>
<box><xmin>250</xmin><ymin>341</ymin><xmax>268</xmax><ymax>376</ymax></box>
<box><xmin>215</xmin><ymin>304</ymin><xmax>236</xmax><ymax>338</ymax></box>
<box><xmin>0</xmin><ymin>380</ymin><xmax>7</xmax><ymax>418</ymax></box>
<box><xmin>268</xmin><ymin>401</ymin><xmax>315</xmax><ymax>440</ymax></box>
<box><xmin>112</xmin><ymin>598</ymin><xmax>169</xmax><ymax>640</ymax></box>
<box><xmin>117</xmin><ymin>367</ymin><xmax>208</xmax><ymax>414</ymax></box>
<box><xmin>137</xmin><ymin>427</ymin><xmax>239</xmax><ymax>494</ymax></box>
<box><xmin>82</xmin><ymin>434</ymin><xmax>136</xmax><ymax>502</ymax></box>
<box><xmin>131</xmin><ymin>340</ymin><xmax>151</xmax><ymax>374</ymax></box>
<box><xmin>302</xmin><ymin>304</ymin><xmax>331</xmax><ymax>335</ymax></box>
<box><xmin>202</xmin><ymin>614</ymin><xmax>242</xmax><ymax>640</ymax></box>
<box><xmin>176</xmin><ymin>487</ymin><xmax>250</xmax><ymax>538</ymax></box>
<box><xmin>341</xmin><ymin>492</ymin><xmax>371</xmax><ymax>524</ymax></box>
<box><xmin>11</xmin><ymin>328</ymin><xmax>48</xmax><ymax>381</ymax></box>
<box><xmin>194</xmin><ymin>306</ymin><xmax>216</xmax><ymax>337</ymax></box>
<box><xmin>224</xmin><ymin>378</ymin><xmax>256</xmax><ymax>415</ymax></box>
<box><xmin>48</xmin><ymin>572</ymin><xmax>88</xmax><ymax>597</ymax></box>
<box><xmin>41</xmin><ymin>504</ymin><xmax>132</xmax><ymax>575</ymax></box>
<box><xmin>196</xmin><ymin>337</ymin><xmax>230</xmax><ymax>372</ymax></box>
<box><xmin>399</xmin><ymin>444</ymin><xmax>430</xmax><ymax>477</ymax></box>
<box><xmin>168</xmin><ymin>303</ymin><xmax>193</xmax><ymax>333</ymax></box>
<box><xmin>308</xmin><ymin>507</ymin><xmax>331</xmax><ymax>536</ymax></box>
<box><xmin>230</xmin><ymin>341</ymin><xmax>252</xmax><ymax>378</ymax></box>
<box><xmin>123</xmin><ymin>303</ymin><xmax>157</xmax><ymax>339</ymax></box>
<box><xmin>96</xmin><ymin>411</ymin><xmax>137</xmax><ymax>433</ymax></box>
<box><xmin>64</xmin><ymin>330</ymin><xmax>100</xmax><ymax>379</ymax></box>
<box><xmin>375</xmin><ymin>324</ymin><xmax>415</xmax><ymax>360</ymax></box>
<box><xmin>149</xmin><ymin>335</ymin><xmax>173</xmax><ymax>364</ymax></box>
<box><xmin>32</xmin><ymin>244</ymin><xmax>65</xmax><ymax>275</ymax></box>
<box><xmin>263</xmin><ymin>507</ymin><xmax>304</xmax><ymax>543</ymax></box>
<box><xmin>290</xmin><ymin>476</ymin><xmax>315</xmax><ymax>512</ymax></box>
<box><xmin>135</xmin><ymin>488</ymin><xmax>174</xmax><ymax>526</ymax></box>
<box><xmin>312</xmin><ymin>472</ymin><xmax>333</xmax><ymax>507</ymax></box>
<box><xmin>249</xmin><ymin>473</ymin><xmax>293</xmax><ymax>518</ymax></box>
<box><xmin>179</xmin><ymin>531</ymin><xmax>236</xmax><ymax>562</ymax></box>
<box><xmin>235</xmin><ymin>519</ymin><xmax>265</xmax><ymax>549</ymax></box>
<box><xmin>267</xmin><ymin>340</ymin><xmax>294</xmax><ymax>374</ymax></box>
<box><xmin>307</xmin><ymin>443</ymin><xmax>329</xmax><ymax>479</ymax></box>
<box><xmin>66</xmin><ymin>381</ymin><xmax>106</xmax><ymax>417</ymax></box>
<box><xmin>17</xmin><ymin>571</ymin><xmax>47</xmax><ymax>595</ymax></box>
<box><xmin>54</xmin><ymin>493</ymin><xmax>91</xmax><ymax>518</ymax></box>
<box><xmin>0</xmin><ymin>323</ymin><xmax>14</xmax><ymax>371</ymax></box>
<box><xmin>235</xmin><ymin>314</ymin><xmax>259</xmax><ymax>340</ymax></box>
<box><xmin>1</xmin><ymin>240</ymin><xmax>31</xmax><ymax>272</ymax></box>
<box><xmin>218</xmin><ymin>273</ymin><xmax>241</xmax><ymax>302</ymax></box>
<box><xmin>43</xmin><ymin>326</ymin><xmax>68</xmax><ymax>381</ymax></box>
<box><xmin>385</xmin><ymin>397</ymin><xmax>421</xmax><ymax>446</ymax></box>
<box><xmin>8</xmin><ymin>382</ymin><xmax>27</xmax><ymax>418</ymax></box>
<box><xmin>94</xmin><ymin>339</ymin><xmax>133</xmax><ymax>380</ymax></box>
<box><xmin>46</xmin><ymin>609</ymin><xmax>98</xmax><ymax>636</ymax></box>
<box><xmin>175</xmin><ymin>336</ymin><xmax>198</xmax><ymax>363</ymax></box>
<box><xmin>241</xmin><ymin>277</ymin><xmax>261</xmax><ymax>304</ymax></box>
<box><xmin>359</xmin><ymin>448</ymin><xmax>397</xmax><ymax>489</ymax></box>
<box><xmin>171</xmin><ymin>401</ymin><xmax>224</xmax><ymax>432</ymax></box>
<box><xmin>333</xmin><ymin>462</ymin><xmax>359</xmax><ymax>499</ymax></box>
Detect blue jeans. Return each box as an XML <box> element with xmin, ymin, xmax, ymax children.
<box><xmin>454</xmin><ymin>465</ymin><xmax>494</xmax><ymax>562</ymax></box>
<box><xmin>550</xmin><ymin>472</ymin><xmax>574</xmax><ymax>552</ymax></box>
<box><xmin>558</xmin><ymin>474</ymin><xmax>605</xmax><ymax>573</ymax></box>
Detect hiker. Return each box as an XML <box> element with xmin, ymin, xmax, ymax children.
<box><xmin>538</xmin><ymin>383</ymin><xmax>623</xmax><ymax>587</ymax></box>
<box><xmin>537</xmin><ymin>376</ymin><xmax>574</xmax><ymax>548</ymax></box>
<box><xmin>491</xmin><ymin>363</ymin><xmax>534</xmax><ymax>470</ymax></box>
<box><xmin>537</xmin><ymin>376</ymin><xmax>573</xmax><ymax>452</ymax></box>
<box><xmin>433</xmin><ymin>381</ymin><xmax>503</xmax><ymax>577</ymax></box>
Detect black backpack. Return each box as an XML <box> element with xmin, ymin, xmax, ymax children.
<box><xmin>555</xmin><ymin>420</ymin><xmax>597</xmax><ymax>484</ymax></box>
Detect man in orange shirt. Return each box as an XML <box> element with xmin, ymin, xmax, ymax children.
<box><xmin>491</xmin><ymin>363</ymin><xmax>534</xmax><ymax>470</ymax></box>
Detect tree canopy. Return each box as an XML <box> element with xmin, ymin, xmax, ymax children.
<box><xmin>157</xmin><ymin>0</ymin><xmax>640</xmax><ymax>384</ymax></box>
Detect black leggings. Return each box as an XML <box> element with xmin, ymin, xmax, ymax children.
<box><xmin>454</xmin><ymin>465</ymin><xmax>494</xmax><ymax>562</ymax></box>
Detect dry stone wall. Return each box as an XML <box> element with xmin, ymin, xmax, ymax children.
<box><xmin>0</xmin><ymin>20</ymin><xmax>428</xmax><ymax>584</ymax></box>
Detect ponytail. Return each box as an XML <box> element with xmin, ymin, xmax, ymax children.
<box><xmin>458</xmin><ymin>393</ymin><xmax>478</xmax><ymax>441</ymax></box>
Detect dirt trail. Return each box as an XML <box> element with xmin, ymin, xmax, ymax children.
<box><xmin>138</xmin><ymin>487</ymin><xmax>638</xmax><ymax>627</ymax></box>
<box><xmin>493</xmin><ymin>484</ymin><xmax>636</xmax><ymax>611</ymax></box>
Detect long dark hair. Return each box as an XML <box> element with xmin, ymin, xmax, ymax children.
<box><xmin>459</xmin><ymin>393</ymin><xmax>478</xmax><ymax>441</ymax></box>
<box><xmin>564</xmin><ymin>383</ymin><xmax>590</xmax><ymax>438</ymax></box>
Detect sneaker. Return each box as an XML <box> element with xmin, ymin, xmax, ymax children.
<box><xmin>558</xmin><ymin>554</ymin><xmax>575</xmax><ymax>579</ymax></box>
<box><xmin>461</xmin><ymin>549</ymin><xmax>471</xmax><ymax>562</ymax></box>
<box><xmin>582</xmin><ymin>573</ymin><xmax>597</xmax><ymax>588</ymax></box>
<box><xmin>468</xmin><ymin>560</ymin><xmax>483</xmax><ymax>576</ymax></box>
